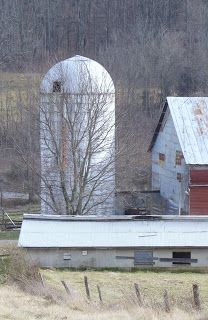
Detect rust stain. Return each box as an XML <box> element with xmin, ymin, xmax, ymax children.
<box><xmin>61</xmin><ymin>123</ymin><xmax>68</xmax><ymax>170</ymax></box>
<box><xmin>196</xmin><ymin>125</ymin><xmax>204</xmax><ymax>135</ymax></box>
<box><xmin>193</xmin><ymin>101</ymin><xmax>205</xmax><ymax>116</ymax></box>
<box><xmin>194</xmin><ymin>107</ymin><xmax>203</xmax><ymax>116</ymax></box>
<box><xmin>193</xmin><ymin>102</ymin><xmax>208</xmax><ymax>135</ymax></box>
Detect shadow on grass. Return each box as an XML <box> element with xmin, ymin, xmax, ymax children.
<box><xmin>48</xmin><ymin>266</ymin><xmax>208</xmax><ymax>274</ymax></box>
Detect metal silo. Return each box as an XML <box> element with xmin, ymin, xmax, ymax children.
<box><xmin>40</xmin><ymin>55</ymin><xmax>115</xmax><ymax>215</ymax></box>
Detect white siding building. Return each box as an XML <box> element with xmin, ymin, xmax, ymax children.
<box><xmin>19</xmin><ymin>214</ymin><xmax>208</xmax><ymax>268</ymax></box>
<box><xmin>149</xmin><ymin>97</ymin><xmax>208</xmax><ymax>215</ymax></box>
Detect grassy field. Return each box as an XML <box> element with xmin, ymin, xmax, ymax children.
<box><xmin>6</xmin><ymin>202</ymin><xmax>40</xmax><ymax>220</ymax></box>
<box><xmin>0</xmin><ymin>203</ymin><xmax>40</xmax><ymax>241</ymax></box>
<box><xmin>0</xmin><ymin>72</ymin><xmax>40</xmax><ymax>104</ymax></box>
<box><xmin>0</xmin><ymin>269</ymin><xmax>208</xmax><ymax>319</ymax></box>
<box><xmin>0</xmin><ymin>246</ymin><xmax>207</xmax><ymax>319</ymax></box>
<box><xmin>0</xmin><ymin>284</ymin><xmax>205</xmax><ymax>320</ymax></box>
<box><xmin>43</xmin><ymin>269</ymin><xmax>208</xmax><ymax>308</ymax></box>
<box><xmin>0</xmin><ymin>202</ymin><xmax>40</xmax><ymax>241</ymax></box>
<box><xmin>0</xmin><ymin>230</ymin><xmax>19</xmax><ymax>240</ymax></box>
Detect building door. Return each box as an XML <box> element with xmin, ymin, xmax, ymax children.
<box><xmin>134</xmin><ymin>250</ymin><xmax>153</xmax><ymax>266</ymax></box>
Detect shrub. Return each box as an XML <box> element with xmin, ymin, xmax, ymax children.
<box><xmin>6</xmin><ymin>248</ymin><xmax>41</xmax><ymax>288</ymax></box>
<box><xmin>6</xmin><ymin>247</ymin><xmax>67</xmax><ymax>303</ymax></box>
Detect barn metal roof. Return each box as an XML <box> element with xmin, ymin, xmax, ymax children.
<box><xmin>150</xmin><ymin>97</ymin><xmax>208</xmax><ymax>164</ymax></box>
<box><xmin>18</xmin><ymin>214</ymin><xmax>208</xmax><ymax>248</ymax></box>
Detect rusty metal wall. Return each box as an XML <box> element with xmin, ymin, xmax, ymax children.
<box><xmin>189</xmin><ymin>186</ymin><xmax>208</xmax><ymax>215</ymax></box>
<box><xmin>190</xmin><ymin>168</ymin><xmax>208</xmax><ymax>184</ymax></box>
<box><xmin>189</xmin><ymin>167</ymin><xmax>208</xmax><ymax>215</ymax></box>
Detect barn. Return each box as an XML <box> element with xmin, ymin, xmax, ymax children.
<box><xmin>149</xmin><ymin>97</ymin><xmax>208</xmax><ymax>215</ymax></box>
<box><xmin>19</xmin><ymin>214</ymin><xmax>208</xmax><ymax>268</ymax></box>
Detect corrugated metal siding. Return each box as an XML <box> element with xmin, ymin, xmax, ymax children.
<box><xmin>151</xmin><ymin>110</ymin><xmax>189</xmax><ymax>211</ymax></box>
<box><xmin>189</xmin><ymin>168</ymin><xmax>208</xmax><ymax>215</ymax></box>
<box><xmin>19</xmin><ymin>215</ymin><xmax>208</xmax><ymax>248</ymax></box>
<box><xmin>190</xmin><ymin>186</ymin><xmax>208</xmax><ymax>215</ymax></box>
<box><xmin>190</xmin><ymin>169</ymin><xmax>208</xmax><ymax>184</ymax></box>
<box><xmin>167</xmin><ymin>97</ymin><xmax>208</xmax><ymax>165</ymax></box>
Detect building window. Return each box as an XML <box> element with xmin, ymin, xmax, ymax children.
<box><xmin>159</xmin><ymin>153</ymin><xmax>165</xmax><ymax>162</ymax></box>
<box><xmin>175</xmin><ymin>150</ymin><xmax>183</xmax><ymax>165</ymax></box>
<box><xmin>172</xmin><ymin>252</ymin><xmax>191</xmax><ymax>265</ymax></box>
<box><xmin>159</xmin><ymin>153</ymin><xmax>165</xmax><ymax>166</ymax></box>
<box><xmin>134</xmin><ymin>250</ymin><xmax>153</xmax><ymax>265</ymax></box>
<box><xmin>177</xmin><ymin>173</ymin><xmax>182</xmax><ymax>182</ymax></box>
<box><xmin>53</xmin><ymin>81</ymin><xmax>62</xmax><ymax>92</ymax></box>
<box><xmin>63</xmin><ymin>253</ymin><xmax>71</xmax><ymax>260</ymax></box>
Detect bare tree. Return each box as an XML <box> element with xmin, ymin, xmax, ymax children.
<box><xmin>0</xmin><ymin>74</ymin><xmax>40</xmax><ymax>201</ymax></box>
<box><xmin>40</xmin><ymin>60</ymin><xmax>115</xmax><ymax>215</ymax></box>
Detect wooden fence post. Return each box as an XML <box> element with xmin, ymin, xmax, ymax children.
<box><xmin>163</xmin><ymin>289</ymin><xmax>170</xmax><ymax>313</ymax></box>
<box><xmin>134</xmin><ymin>283</ymin><xmax>142</xmax><ymax>306</ymax></box>
<box><xmin>97</xmin><ymin>285</ymin><xmax>103</xmax><ymax>303</ymax></box>
<box><xmin>1</xmin><ymin>205</ymin><xmax>5</xmax><ymax>230</ymax></box>
<box><xmin>0</xmin><ymin>191</ymin><xmax>2</xmax><ymax>208</ymax></box>
<box><xmin>39</xmin><ymin>272</ymin><xmax>45</xmax><ymax>287</ymax></box>
<box><xmin>193</xmin><ymin>284</ymin><xmax>200</xmax><ymax>310</ymax></box>
<box><xmin>61</xmin><ymin>280</ymin><xmax>71</xmax><ymax>295</ymax></box>
<box><xmin>84</xmin><ymin>276</ymin><xmax>90</xmax><ymax>300</ymax></box>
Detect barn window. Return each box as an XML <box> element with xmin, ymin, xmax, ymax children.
<box><xmin>159</xmin><ymin>153</ymin><xmax>165</xmax><ymax>162</ymax></box>
<box><xmin>172</xmin><ymin>252</ymin><xmax>191</xmax><ymax>265</ymax></box>
<box><xmin>177</xmin><ymin>173</ymin><xmax>182</xmax><ymax>182</ymax></box>
<box><xmin>134</xmin><ymin>250</ymin><xmax>153</xmax><ymax>265</ymax></box>
<box><xmin>175</xmin><ymin>150</ymin><xmax>183</xmax><ymax>165</ymax></box>
<box><xmin>53</xmin><ymin>81</ymin><xmax>62</xmax><ymax>92</ymax></box>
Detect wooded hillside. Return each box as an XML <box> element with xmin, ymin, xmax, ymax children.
<box><xmin>1</xmin><ymin>0</ymin><xmax>208</xmax><ymax>201</ymax></box>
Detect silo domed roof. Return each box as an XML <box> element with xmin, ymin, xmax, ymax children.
<box><xmin>41</xmin><ymin>55</ymin><xmax>114</xmax><ymax>94</ymax></box>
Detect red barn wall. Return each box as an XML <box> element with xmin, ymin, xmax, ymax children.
<box><xmin>189</xmin><ymin>168</ymin><xmax>208</xmax><ymax>215</ymax></box>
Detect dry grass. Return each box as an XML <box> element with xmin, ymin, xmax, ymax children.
<box><xmin>0</xmin><ymin>284</ymin><xmax>206</xmax><ymax>320</ymax></box>
<box><xmin>0</xmin><ymin>72</ymin><xmax>40</xmax><ymax>117</ymax></box>
<box><xmin>43</xmin><ymin>269</ymin><xmax>208</xmax><ymax>308</ymax></box>
<box><xmin>2</xmin><ymin>248</ymin><xmax>208</xmax><ymax>319</ymax></box>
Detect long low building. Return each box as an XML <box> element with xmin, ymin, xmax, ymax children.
<box><xmin>18</xmin><ymin>214</ymin><xmax>208</xmax><ymax>268</ymax></box>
